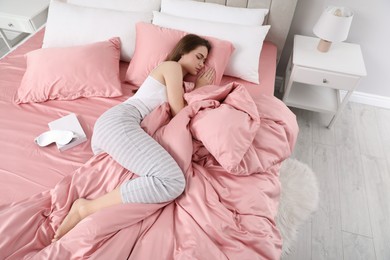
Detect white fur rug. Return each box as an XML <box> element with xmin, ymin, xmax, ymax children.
<box><xmin>277</xmin><ymin>158</ymin><xmax>320</xmax><ymax>257</ymax></box>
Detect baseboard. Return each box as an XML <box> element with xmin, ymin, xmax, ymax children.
<box><xmin>342</xmin><ymin>90</ymin><xmax>390</xmax><ymax>109</ymax></box>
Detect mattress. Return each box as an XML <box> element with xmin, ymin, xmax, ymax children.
<box><xmin>0</xmin><ymin>28</ymin><xmax>277</xmax><ymax>206</ymax></box>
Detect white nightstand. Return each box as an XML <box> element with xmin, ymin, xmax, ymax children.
<box><xmin>282</xmin><ymin>35</ymin><xmax>367</xmax><ymax>128</ymax></box>
<box><xmin>0</xmin><ymin>0</ymin><xmax>50</xmax><ymax>51</ymax></box>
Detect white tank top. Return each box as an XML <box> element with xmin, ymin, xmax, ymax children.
<box><xmin>125</xmin><ymin>76</ymin><xmax>168</xmax><ymax>115</ymax></box>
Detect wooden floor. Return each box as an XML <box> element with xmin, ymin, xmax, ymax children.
<box><xmin>281</xmin><ymin>102</ymin><xmax>390</xmax><ymax>260</ymax></box>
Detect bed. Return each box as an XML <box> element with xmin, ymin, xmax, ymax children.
<box><xmin>0</xmin><ymin>0</ymin><xmax>299</xmax><ymax>259</ymax></box>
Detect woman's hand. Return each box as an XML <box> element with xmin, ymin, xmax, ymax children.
<box><xmin>195</xmin><ymin>67</ymin><xmax>215</xmax><ymax>89</ymax></box>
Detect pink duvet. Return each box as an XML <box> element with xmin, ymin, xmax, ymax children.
<box><xmin>0</xmin><ymin>83</ymin><xmax>298</xmax><ymax>259</ymax></box>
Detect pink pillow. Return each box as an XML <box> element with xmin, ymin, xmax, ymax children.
<box><xmin>15</xmin><ymin>38</ymin><xmax>122</xmax><ymax>104</ymax></box>
<box><xmin>125</xmin><ymin>22</ymin><xmax>234</xmax><ymax>87</ymax></box>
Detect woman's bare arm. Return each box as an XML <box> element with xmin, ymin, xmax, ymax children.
<box><xmin>151</xmin><ymin>61</ymin><xmax>185</xmax><ymax>117</ymax></box>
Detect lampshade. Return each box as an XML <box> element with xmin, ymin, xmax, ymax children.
<box><xmin>313</xmin><ymin>6</ymin><xmax>354</xmax><ymax>52</ymax></box>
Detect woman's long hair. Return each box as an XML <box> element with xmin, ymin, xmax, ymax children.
<box><xmin>165</xmin><ymin>34</ymin><xmax>212</xmax><ymax>61</ymax></box>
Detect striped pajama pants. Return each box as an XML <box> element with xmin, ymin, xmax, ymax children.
<box><xmin>91</xmin><ymin>99</ymin><xmax>185</xmax><ymax>204</ymax></box>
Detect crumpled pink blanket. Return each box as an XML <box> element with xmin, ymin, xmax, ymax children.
<box><xmin>0</xmin><ymin>83</ymin><xmax>298</xmax><ymax>260</ymax></box>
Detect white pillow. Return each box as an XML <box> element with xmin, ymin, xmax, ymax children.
<box><xmin>67</xmin><ymin>0</ymin><xmax>160</xmax><ymax>12</ymax></box>
<box><xmin>43</xmin><ymin>1</ymin><xmax>153</xmax><ymax>62</ymax></box>
<box><xmin>152</xmin><ymin>11</ymin><xmax>270</xmax><ymax>84</ymax></box>
<box><xmin>161</xmin><ymin>0</ymin><xmax>268</xmax><ymax>25</ymax></box>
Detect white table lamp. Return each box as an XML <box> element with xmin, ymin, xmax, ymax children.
<box><xmin>313</xmin><ymin>6</ymin><xmax>354</xmax><ymax>52</ymax></box>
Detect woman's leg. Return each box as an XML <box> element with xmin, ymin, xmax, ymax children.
<box><xmin>92</xmin><ymin>102</ymin><xmax>185</xmax><ymax>203</ymax></box>
<box><xmin>54</xmin><ymin>102</ymin><xmax>185</xmax><ymax>240</ymax></box>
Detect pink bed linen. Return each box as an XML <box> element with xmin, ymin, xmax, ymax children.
<box><xmin>0</xmin><ymin>29</ymin><xmax>134</xmax><ymax>204</ymax></box>
<box><xmin>0</xmin><ymin>28</ymin><xmax>289</xmax><ymax>259</ymax></box>
<box><xmin>0</xmin><ymin>82</ymin><xmax>298</xmax><ymax>259</ymax></box>
<box><xmin>0</xmin><ymin>29</ymin><xmax>277</xmax><ymax>205</ymax></box>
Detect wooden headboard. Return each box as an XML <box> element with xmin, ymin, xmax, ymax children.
<box><xmin>193</xmin><ymin>0</ymin><xmax>298</xmax><ymax>64</ymax></box>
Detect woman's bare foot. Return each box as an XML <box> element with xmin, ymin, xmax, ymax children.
<box><xmin>51</xmin><ymin>187</ymin><xmax>122</xmax><ymax>242</ymax></box>
<box><xmin>52</xmin><ymin>198</ymin><xmax>90</xmax><ymax>242</ymax></box>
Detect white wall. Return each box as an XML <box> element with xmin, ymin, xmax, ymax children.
<box><xmin>277</xmin><ymin>0</ymin><xmax>390</xmax><ymax>100</ymax></box>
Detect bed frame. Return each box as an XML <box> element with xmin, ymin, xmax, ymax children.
<box><xmin>195</xmin><ymin>0</ymin><xmax>298</xmax><ymax>63</ymax></box>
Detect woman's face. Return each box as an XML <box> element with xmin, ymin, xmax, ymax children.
<box><xmin>179</xmin><ymin>46</ymin><xmax>209</xmax><ymax>76</ymax></box>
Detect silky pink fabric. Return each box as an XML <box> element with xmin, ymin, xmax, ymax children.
<box><xmin>125</xmin><ymin>22</ymin><xmax>234</xmax><ymax>86</ymax></box>
<box><xmin>0</xmin><ymin>29</ymin><xmax>134</xmax><ymax>204</ymax></box>
<box><xmin>0</xmin><ymin>28</ymin><xmax>276</xmax><ymax>205</ymax></box>
<box><xmin>0</xmin><ymin>83</ymin><xmax>298</xmax><ymax>259</ymax></box>
<box><xmin>0</xmin><ymin>27</ymin><xmax>287</xmax><ymax>259</ymax></box>
<box><xmin>15</xmin><ymin>37</ymin><xmax>122</xmax><ymax>104</ymax></box>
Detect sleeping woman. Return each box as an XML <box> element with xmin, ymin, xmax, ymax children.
<box><xmin>52</xmin><ymin>34</ymin><xmax>216</xmax><ymax>241</ymax></box>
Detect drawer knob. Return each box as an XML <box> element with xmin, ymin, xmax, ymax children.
<box><xmin>8</xmin><ymin>23</ymin><xmax>14</xmax><ymax>27</ymax></box>
<box><xmin>323</xmin><ymin>78</ymin><xmax>328</xmax><ymax>84</ymax></box>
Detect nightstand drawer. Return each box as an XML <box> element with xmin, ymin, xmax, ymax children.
<box><xmin>0</xmin><ymin>16</ymin><xmax>34</xmax><ymax>33</ymax></box>
<box><xmin>294</xmin><ymin>66</ymin><xmax>360</xmax><ymax>91</ymax></box>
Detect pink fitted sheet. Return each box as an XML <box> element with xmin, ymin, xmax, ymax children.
<box><xmin>0</xmin><ymin>28</ymin><xmax>277</xmax><ymax>206</ymax></box>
